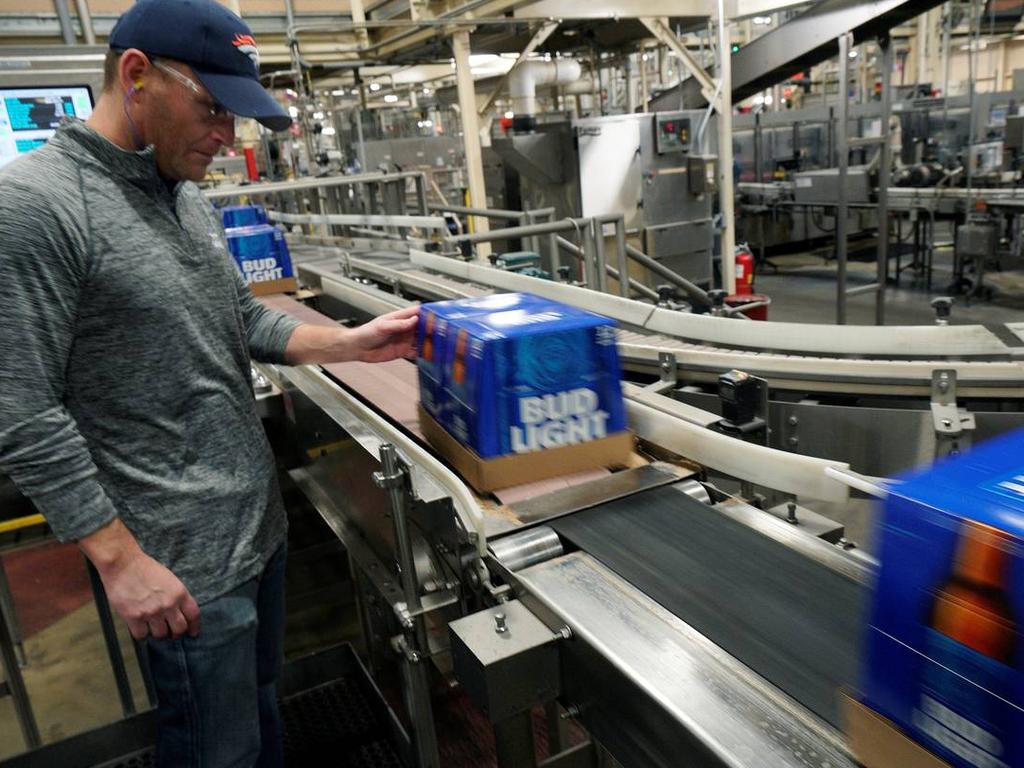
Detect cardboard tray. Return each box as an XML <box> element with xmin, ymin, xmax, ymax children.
<box><xmin>842</xmin><ymin>693</ymin><xmax>951</xmax><ymax>768</ymax></box>
<box><xmin>418</xmin><ymin>405</ymin><xmax>633</xmax><ymax>493</ymax></box>
<box><xmin>250</xmin><ymin>277</ymin><xmax>299</xmax><ymax>296</ymax></box>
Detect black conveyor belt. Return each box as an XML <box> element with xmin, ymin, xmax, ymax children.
<box><xmin>549</xmin><ymin>483</ymin><xmax>871</xmax><ymax>727</ymax></box>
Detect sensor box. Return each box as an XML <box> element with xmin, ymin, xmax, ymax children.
<box><xmin>861</xmin><ymin>430</ymin><xmax>1024</xmax><ymax>768</ymax></box>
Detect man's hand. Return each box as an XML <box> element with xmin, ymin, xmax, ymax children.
<box><xmin>347</xmin><ymin>305</ymin><xmax>419</xmax><ymax>363</ymax></box>
<box><xmin>284</xmin><ymin>305</ymin><xmax>420</xmax><ymax>365</ymax></box>
<box><xmin>79</xmin><ymin>519</ymin><xmax>200</xmax><ymax>641</ymax></box>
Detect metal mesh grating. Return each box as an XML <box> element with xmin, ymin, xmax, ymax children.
<box><xmin>95</xmin><ymin>676</ymin><xmax>402</xmax><ymax>768</ymax></box>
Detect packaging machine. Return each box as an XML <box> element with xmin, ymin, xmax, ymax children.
<box><xmin>203</xmin><ymin>174</ymin><xmax>1024</xmax><ymax>768</ymax></box>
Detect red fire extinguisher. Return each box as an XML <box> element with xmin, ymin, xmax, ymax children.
<box><xmin>734</xmin><ymin>244</ymin><xmax>755</xmax><ymax>296</ymax></box>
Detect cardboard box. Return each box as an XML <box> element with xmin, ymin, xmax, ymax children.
<box><xmin>843</xmin><ymin>693</ymin><xmax>950</xmax><ymax>768</ymax></box>
<box><xmin>440</xmin><ymin>302</ymin><xmax>627</xmax><ymax>460</ymax></box>
<box><xmin>417</xmin><ymin>293</ymin><xmax>553</xmax><ymax>427</ymax></box>
<box><xmin>861</xmin><ymin>429</ymin><xmax>1024</xmax><ymax>768</ymax></box>
<box><xmin>225</xmin><ymin>223</ymin><xmax>296</xmax><ymax>293</ymax></box>
<box><xmin>419</xmin><ymin>405</ymin><xmax>632</xmax><ymax>493</ymax></box>
<box><xmin>248</xmin><ymin>276</ymin><xmax>298</xmax><ymax>296</ymax></box>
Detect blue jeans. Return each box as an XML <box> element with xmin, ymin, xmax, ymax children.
<box><xmin>145</xmin><ymin>544</ymin><xmax>287</xmax><ymax>768</ymax></box>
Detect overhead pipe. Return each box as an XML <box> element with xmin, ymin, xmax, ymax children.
<box><xmin>508</xmin><ymin>59</ymin><xmax>582</xmax><ymax>132</ymax></box>
<box><xmin>53</xmin><ymin>0</ymin><xmax>76</xmax><ymax>45</ymax></box>
<box><xmin>72</xmin><ymin>0</ymin><xmax>95</xmax><ymax>45</ymax></box>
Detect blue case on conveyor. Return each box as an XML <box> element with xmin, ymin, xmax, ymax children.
<box><xmin>417</xmin><ymin>293</ymin><xmax>554</xmax><ymax>428</ymax></box>
<box><xmin>435</xmin><ymin>298</ymin><xmax>626</xmax><ymax>459</ymax></box>
<box><xmin>220</xmin><ymin>204</ymin><xmax>268</xmax><ymax>228</ymax></box>
<box><xmin>224</xmin><ymin>224</ymin><xmax>294</xmax><ymax>286</ymax></box>
<box><xmin>861</xmin><ymin>429</ymin><xmax>1024</xmax><ymax>768</ymax></box>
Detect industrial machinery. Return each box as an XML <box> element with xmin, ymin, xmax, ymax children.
<box><xmin>197</xmin><ymin>174</ymin><xmax>1024</xmax><ymax>768</ymax></box>
<box><xmin>493</xmin><ymin>110</ymin><xmax>716</xmax><ymax>287</ymax></box>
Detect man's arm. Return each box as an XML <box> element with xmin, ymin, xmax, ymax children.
<box><xmin>0</xmin><ymin>181</ymin><xmax>198</xmax><ymax>640</ymax></box>
<box><xmin>284</xmin><ymin>305</ymin><xmax>419</xmax><ymax>365</ymax></box>
<box><xmin>80</xmin><ymin>519</ymin><xmax>200</xmax><ymax>640</ymax></box>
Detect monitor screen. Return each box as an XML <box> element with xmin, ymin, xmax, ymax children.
<box><xmin>0</xmin><ymin>85</ymin><xmax>94</xmax><ymax>169</ymax></box>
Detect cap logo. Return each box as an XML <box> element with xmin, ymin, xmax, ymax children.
<box><xmin>232</xmin><ymin>32</ymin><xmax>260</xmax><ymax>71</ymax></box>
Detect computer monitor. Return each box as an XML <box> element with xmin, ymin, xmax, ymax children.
<box><xmin>0</xmin><ymin>85</ymin><xmax>95</xmax><ymax>169</ymax></box>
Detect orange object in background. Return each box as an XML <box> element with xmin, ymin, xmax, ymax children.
<box><xmin>929</xmin><ymin>521</ymin><xmax>1016</xmax><ymax>663</ymax></box>
<box><xmin>244</xmin><ymin>146</ymin><xmax>259</xmax><ymax>181</ymax></box>
<box><xmin>451</xmin><ymin>329</ymin><xmax>469</xmax><ymax>385</ymax></box>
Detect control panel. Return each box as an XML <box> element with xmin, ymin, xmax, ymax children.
<box><xmin>654</xmin><ymin>113</ymin><xmax>691</xmax><ymax>154</ymax></box>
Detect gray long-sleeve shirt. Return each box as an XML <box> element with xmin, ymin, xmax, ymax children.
<box><xmin>0</xmin><ymin>119</ymin><xmax>301</xmax><ymax>604</ymax></box>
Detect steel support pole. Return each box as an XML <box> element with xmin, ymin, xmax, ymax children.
<box><xmin>86</xmin><ymin>560</ymin><xmax>137</xmax><ymax>717</ymax></box>
<box><xmin>592</xmin><ymin>220</ymin><xmax>609</xmax><ymax>293</ymax></box>
<box><xmin>374</xmin><ymin>445</ymin><xmax>440</xmax><ymax>768</ymax></box>
<box><xmin>0</xmin><ymin>554</ymin><xmax>24</xmax><ymax>668</ymax></box>
<box><xmin>451</xmin><ymin>28</ymin><xmax>491</xmax><ymax>261</ymax></box>
<box><xmin>876</xmin><ymin>35</ymin><xmax>893</xmax><ymax>326</ymax></box>
<box><xmin>835</xmin><ymin>33</ymin><xmax>852</xmax><ymax>325</ymax></box>
<box><xmin>639</xmin><ymin>45</ymin><xmax>649</xmax><ymax>113</ymax></box>
<box><xmin>716</xmin><ymin>0</ymin><xmax>737</xmax><ymax>294</ymax></box>
<box><xmin>494</xmin><ymin>711</ymin><xmax>536</xmax><ymax>768</ymax></box>
<box><xmin>53</xmin><ymin>0</ymin><xmax>76</xmax><ymax>44</ymax></box>
<box><xmin>613</xmin><ymin>216</ymin><xmax>629</xmax><ymax>297</ymax></box>
<box><xmin>0</xmin><ymin>555</ymin><xmax>40</xmax><ymax>749</ymax></box>
<box><xmin>350</xmin><ymin>0</ymin><xmax>370</xmax><ymax>49</ymax></box>
<box><xmin>73</xmin><ymin>0</ymin><xmax>96</xmax><ymax>45</ymax></box>
<box><xmin>354</xmin><ymin>106</ymin><xmax>368</xmax><ymax>173</ymax></box>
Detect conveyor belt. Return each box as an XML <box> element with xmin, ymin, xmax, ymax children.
<box><xmin>283</xmin><ymin>243</ymin><xmax>1024</xmax><ymax>395</ymax></box>
<box><xmin>259</xmin><ymin>294</ymin><xmax>615</xmax><ymax>510</ymax></box>
<box><xmin>548</xmin><ymin>483</ymin><xmax>869</xmax><ymax>728</ymax></box>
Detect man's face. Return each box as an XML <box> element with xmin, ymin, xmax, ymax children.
<box><xmin>146</xmin><ymin>61</ymin><xmax>235</xmax><ymax>182</ymax></box>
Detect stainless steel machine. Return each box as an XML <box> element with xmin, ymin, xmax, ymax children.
<box><xmin>202</xmin><ymin>175</ymin><xmax>1024</xmax><ymax>768</ymax></box>
<box><xmin>493</xmin><ymin>111</ymin><xmax>717</xmax><ymax>287</ymax></box>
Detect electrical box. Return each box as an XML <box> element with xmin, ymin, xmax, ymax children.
<box><xmin>687</xmin><ymin>154</ymin><xmax>717</xmax><ymax>196</ymax></box>
<box><xmin>654</xmin><ymin>112</ymin><xmax>692</xmax><ymax>154</ymax></box>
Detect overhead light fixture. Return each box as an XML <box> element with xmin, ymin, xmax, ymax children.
<box><xmin>312</xmin><ymin>111</ymin><xmax>324</xmax><ymax>120</ymax></box>
<box><xmin>369</xmin><ymin>82</ymin><xmax>381</xmax><ymax>92</ymax></box>
<box><xmin>321</xmin><ymin>126</ymin><xmax>336</xmax><ymax>136</ymax></box>
<box><xmin>504</xmin><ymin>110</ymin><xmax>514</xmax><ymax>119</ymax></box>
<box><xmin>331</xmin><ymin>89</ymin><xmax>345</xmax><ymax>96</ymax></box>
<box><xmin>288</xmin><ymin>106</ymin><xmax>299</xmax><ymax>118</ymax></box>
<box><xmin>422</xmin><ymin>87</ymin><xmax>432</xmax><ymax>95</ymax></box>
<box><xmin>849</xmin><ymin>49</ymin><xmax>858</xmax><ymax>58</ymax></box>
<box><xmin>384</xmin><ymin>94</ymin><xmax>399</xmax><ymax>103</ymax></box>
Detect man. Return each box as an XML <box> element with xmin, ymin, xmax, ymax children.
<box><xmin>0</xmin><ymin>1</ymin><xmax>418</xmax><ymax>765</ymax></box>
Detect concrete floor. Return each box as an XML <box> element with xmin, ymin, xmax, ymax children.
<box><xmin>755</xmin><ymin>245</ymin><xmax>1024</xmax><ymax>325</ymax></box>
<box><xmin>1</xmin><ymin>243</ymin><xmax>1020</xmax><ymax>763</ymax></box>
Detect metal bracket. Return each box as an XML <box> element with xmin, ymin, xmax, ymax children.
<box><xmin>642</xmin><ymin>352</ymin><xmax>678</xmax><ymax>395</ymax></box>
<box><xmin>930</xmin><ymin>369</ymin><xmax>976</xmax><ymax>457</ymax></box>
<box><xmin>659</xmin><ymin>351</ymin><xmax>677</xmax><ymax>386</ymax></box>
<box><xmin>395</xmin><ymin>590</ymin><xmax>460</xmax><ymax>626</ymax></box>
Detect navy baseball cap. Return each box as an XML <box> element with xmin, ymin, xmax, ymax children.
<box><xmin>109</xmin><ymin>0</ymin><xmax>291</xmax><ymax>132</ymax></box>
